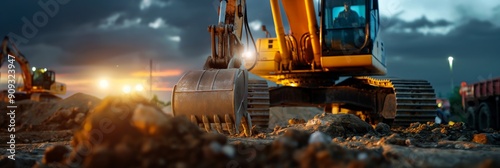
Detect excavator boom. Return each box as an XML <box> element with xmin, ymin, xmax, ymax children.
<box><xmin>2</xmin><ymin>36</ymin><xmax>33</xmax><ymax>92</ymax></box>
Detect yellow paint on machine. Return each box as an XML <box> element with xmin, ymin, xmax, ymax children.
<box><xmin>322</xmin><ymin>55</ymin><xmax>371</xmax><ymax>67</ymax></box>
<box><xmin>322</xmin><ymin>55</ymin><xmax>386</xmax><ymax>74</ymax></box>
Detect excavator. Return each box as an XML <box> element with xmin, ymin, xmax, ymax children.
<box><xmin>172</xmin><ymin>0</ymin><xmax>437</xmax><ymax>136</ymax></box>
<box><xmin>0</xmin><ymin>36</ymin><xmax>66</xmax><ymax>102</ymax></box>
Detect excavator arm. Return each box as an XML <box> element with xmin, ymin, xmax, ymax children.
<box><xmin>205</xmin><ymin>0</ymin><xmax>248</xmax><ymax>69</ymax></box>
<box><xmin>172</xmin><ymin>0</ymin><xmax>269</xmax><ymax>136</ymax></box>
<box><xmin>1</xmin><ymin>36</ymin><xmax>33</xmax><ymax>93</ymax></box>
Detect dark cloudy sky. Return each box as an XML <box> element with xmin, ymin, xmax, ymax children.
<box><xmin>1</xmin><ymin>0</ymin><xmax>499</xmax><ymax>100</ymax></box>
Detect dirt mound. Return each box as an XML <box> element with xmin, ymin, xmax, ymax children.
<box><xmin>36</xmin><ymin>95</ymin><xmax>235</xmax><ymax>167</ymax></box>
<box><xmin>40</xmin><ymin>93</ymin><xmax>101</xmax><ymax>130</ymax></box>
<box><xmin>55</xmin><ymin>92</ymin><xmax>101</xmax><ymax>110</ymax></box>
<box><xmin>269</xmin><ymin>107</ymin><xmax>323</xmax><ymax>127</ymax></box>
<box><xmin>304</xmin><ymin>113</ymin><xmax>375</xmax><ymax>138</ymax></box>
<box><xmin>0</xmin><ymin>100</ymin><xmax>56</xmax><ymax>132</ymax></box>
<box><xmin>34</xmin><ymin>96</ymin><xmax>389</xmax><ymax>168</ymax></box>
<box><xmin>230</xmin><ymin>129</ymin><xmax>389</xmax><ymax>168</ymax></box>
<box><xmin>0</xmin><ymin>93</ymin><xmax>102</xmax><ymax>132</ymax></box>
<box><xmin>392</xmin><ymin>122</ymin><xmax>476</xmax><ymax>143</ymax></box>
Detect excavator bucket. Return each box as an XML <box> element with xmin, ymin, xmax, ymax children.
<box><xmin>172</xmin><ymin>69</ymin><xmax>252</xmax><ymax>136</ymax></box>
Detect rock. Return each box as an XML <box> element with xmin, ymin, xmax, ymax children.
<box><xmin>379</xmin><ymin>134</ymin><xmax>406</xmax><ymax>146</ymax></box>
<box><xmin>272</xmin><ymin>125</ymin><xmax>282</xmax><ymax>135</ymax></box>
<box><xmin>283</xmin><ymin>129</ymin><xmax>310</xmax><ymax>147</ymax></box>
<box><xmin>74</xmin><ymin>113</ymin><xmax>85</xmax><ymax>124</ymax></box>
<box><xmin>131</xmin><ymin>103</ymin><xmax>171</xmax><ymax>135</ymax></box>
<box><xmin>295</xmin><ymin>143</ymin><xmax>333</xmax><ymax>168</ymax></box>
<box><xmin>473</xmin><ymin>133</ymin><xmax>488</xmax><ymax>144</ymax></box>
<box><xmin>60</xmin><ymin>109</ymin><xmax>74</xmax><ymax>118</ymax></box>
<box><xmin>221</xmin><ymin>145</ymin><xmax>236</xmax><ymax>158</ymax></box>
<box><xmin>440</xmin><ymin>128</ymin><xmax>448</xmax><ymax>134</ymax></box>
<box><xmin>473</xmin><ymin>133</ymin><xmax>500</xmax><ymax>145</ymax></box>
<box><xmin>332</xmin><ymin>137</ymin><xmax>345</xmax><ymax>143</ymax></box>
<box><xmin>42</xmin><ymin>145</ymin><xmax>70</xmax><ymax>164</ymax></box>
<box><xmin>457</xmin><ymin>135</ymin><xmax>469</xmax><ymax>141</ymax></box>
<box><xmin>405</xmin><ymin>138</ymin><xmax>415</xmax><ymax>146</ymax></box>
<box><xmin>375</xmin><ymin>122</ymin><xmax>391</xmax><ymax>135</ymax></box>
<box><xmin>256</xmin><ymin>133</ymin><xmax>267</xmax><ymax>139</ymax></box>
<box><xmin>351</xmin><ymin>136</ymin><xmax>362</xmax><ymax>141</ymax></box>
<box><xmin>409</xmin><ymin>122</ymin><xmax>421</xmax><ymax>129</ymax></box>
<box><xmin>269</xmin><ymin>107</ymin><xmax>323</xmax><ymax>127</ymax></box>
<box><xmin>308</xmin><ymin>131</ymin><xmax>331</xmax><ymax>144</ymax></box>
<box><xmin>0</xmin><ymin>155</ymin><xmax>16</xmax><ymax>168</ymax></box>
<box><xmin>323</xmin><ymin>125</ymin><xmax>346</xmax><ymax>138</ymax></box>
<box><xmin>451</xmin><ymin>122</ymin><xmax>466</xmax><ymax>130</ymax></box>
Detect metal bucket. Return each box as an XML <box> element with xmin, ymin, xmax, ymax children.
<box><xmin>172</xmin><ymin>69</ymin><xmax>251</xmax><ymax>134</ymax></box>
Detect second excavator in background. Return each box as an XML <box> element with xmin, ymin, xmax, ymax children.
<box><xmin>172</xmin><ymin>0</ymin><xmax>438</xmax><ymax>136</ymax></box>
<box><xmin>0</xmin><ymin>36</ymin><xmax>66</xmax><ymax>102</ymax></box>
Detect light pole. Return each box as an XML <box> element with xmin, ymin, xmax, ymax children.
<box><xmin>448</xmin><ymin>56</ymin><xmax>454</xmax><ymax>92</ymax></box>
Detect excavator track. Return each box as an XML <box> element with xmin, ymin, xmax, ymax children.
<box><xmin>358</xmin><ymin>77</ymin><xmax>438</xmax><ymax>126</ymax></box>
<box><xmin>391</xmin><ymin>79</ymin><xmax>438</xmax><ymax>126</ymax></box>
<box><xmin>247</xmin><ymin>80</ymin><xmax>270</xmax><ymax>128</ymax></box>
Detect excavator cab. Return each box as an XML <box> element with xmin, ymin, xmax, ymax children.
<box><xmin>31</xmin><ymin>68</ymin><xmax>55</xmax><ymax>91</ymax></box>
<box><xmin>323</xmin><ymin>0</ymin><xmax>368</xmax><ymax>52</ymax></box>
<box><xmin>320</xmin><ymin>0</ymin><xmax>385</xmax><ymax>76</ymax></box>
<box><xmin>29</xmin><ymin>67</ymin><xmax>66</xmax><ymax>101</ymax></box>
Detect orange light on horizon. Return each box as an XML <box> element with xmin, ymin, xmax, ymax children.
<box><xmin>131</xmin><ymin>69</ymin><xmax>183</xmax><ymax>77</ymax></box>
<box><xmin>152</xmin><ymin>86</ymin><xmax>173</xmax><ymax>91</ymax></box>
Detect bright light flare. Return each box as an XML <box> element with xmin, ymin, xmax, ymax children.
<box><xmin>99</xmin><ymin>79</ymin><xmax>109</xmax><ymax>89</ymax></box>
<box><xmin>123</xmin><ymin>85</ymin><xmax>132</xmax><ymax>94</ymax></box>
<box><xmin>448</xmin><ymin>56</ymin><xmax>453</xmax><ymax>70</ymax></box>
<box><xmin>135</xmin><ymin>84</ymin><xmax>144</xmax><ymax>91</ymax></box>
<box><xmin>243</xmin><ymin>50</ymin><xmax>254</xmax><ymax>59</ymax></box>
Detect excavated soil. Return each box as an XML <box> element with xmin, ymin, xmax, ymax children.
<box><xmin>0</xmin><ymin>93</ymin><xmax>101</xmax><ymax>132</ymax></box>
<box><xmin>1</xmin><ymin>94</ymin><xmax>500</xmax><ymax>168</ymax></box>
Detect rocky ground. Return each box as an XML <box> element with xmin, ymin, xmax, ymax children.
<box><xmin>1</xmin><ymin>94</ymin><xmax>500</xmax><ymax>168</ymax></box>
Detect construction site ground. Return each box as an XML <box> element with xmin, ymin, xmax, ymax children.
<box><xmin>1</xmin><ymin>93</ymin><xmax>500</xmax><ymax>168</ymax></box>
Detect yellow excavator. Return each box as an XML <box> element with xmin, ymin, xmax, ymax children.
<box><xmin>1</xmin><ymin>36</ymin><xmax>66</xmax><ymax>102</ymax></box>
<box><xmin>172</xmin><ymin>0</ymin><xmax>437</xmax><ymax>136</ymax></box>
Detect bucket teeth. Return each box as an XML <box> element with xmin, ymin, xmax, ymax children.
<box><xmin>213</xmin><ymin>115</ymin><xmax>224</xmax><ymax>134</ymax></box>
<box><xmin>202</xmin><ymin>115</ymin><xmax>211</xmax><ymax>133</ymax></box>
<box><xmin>225</xmin><ymin>114</ymin><xmax>235</xmax><ymax>135</ymax></box>
<box><xmin>241</xmin><ymin>114</ymin><xmax>252</xmax><ymax>137</ymax></box>
<box><xmin>190</xmin><ymin>115</ymin><xmax>198</xmax><ymax>125</ymax></box>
